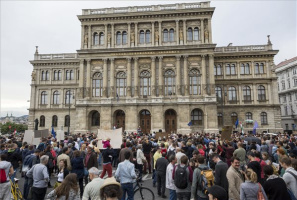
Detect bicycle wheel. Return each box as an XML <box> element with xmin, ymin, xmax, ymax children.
<box><xmin>134</xmin><ymin>187</ymin><xmax>155</xmax><ymax>200</ymax></box>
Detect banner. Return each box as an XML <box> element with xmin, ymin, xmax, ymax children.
<box><xmin>97</xmin><ymin>128</ymin><xmax>122</xmax><ymax>149</ymax></box>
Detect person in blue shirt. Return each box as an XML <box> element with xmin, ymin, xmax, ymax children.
<box><xmin>115</xmin><ymin>151</ymin><xmax>136</xmax><ymax>200</ymax></box>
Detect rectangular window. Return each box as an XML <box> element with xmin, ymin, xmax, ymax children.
<box><xmin>294</xmin><ymin>79</ymin><xmax>297</xmax><ymax>87</ymax></box>
<box><xmin>285</xmin><ymin>124</ymin><xmax>289</xmax><ymax>130</ymax></box>
<box><xmin>282</xmin><ymin>82</ymin><xmax>285</xmax><ymax>90</ymax></box>
<box><xmin>226</xmin><ymin>65</ymin><xmax>230</xmax><ymax>75</ymax></box>
<box><xmin>283</xmin><ymin>96</ymin><xmax>286</xmax><ymax>103</ymax></box>
<box><xmin>288</xmin><ymin>80</ymin><xmax>291</xmax><ymax>88</ymax></box>
<box><xmin>289</xmin><ymin>94</ymin><xmax>292</xmax><ymax>101</ymax></box>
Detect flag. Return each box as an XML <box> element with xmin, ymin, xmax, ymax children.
<box><xmin>116</xmin><ymin>93</ymin><xmax>119</xmax><ymax>102</ymax></box>
<box><xmin>51</xmin><ymin>126</ymin><xmax>56</xmax><ymax>138</ymax></box>
<box><xmin>253</xmin><ymin>121</ymin><xmax>258</xmax><ymax>135</ymax></box>
<box><xmin>187</xmin><ymin>121</ymin><xmax>192</xmax><ymax>126</ymax></box>
<box><xmin>235</xmin><ymin>119</ymin><xmax>239</xmax><ymax>128</ymax></box>
<box><xmin>13</xmin><ymin>129</ymin><xmax>17</xmax><ymax>135</ymax></box>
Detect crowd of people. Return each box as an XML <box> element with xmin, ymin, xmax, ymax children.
<box><xmin>0</xmin><ymin>130</ymin><xmax>297</xmax><ymax>200</ymax></box>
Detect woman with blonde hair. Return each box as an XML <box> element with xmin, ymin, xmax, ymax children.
<box><xmin>240</xmin><ymin>169</ymin><xmax>268</xmax><ymax>200</ymax></box>
<box><xmin>47</xmin><ymin>173</ymin><xmax>80</xmax><ymax>200</ymax></box>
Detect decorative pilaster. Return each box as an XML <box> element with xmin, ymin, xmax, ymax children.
<box><xmin>134</xmin><ymin>23</ymin><xmax>138</xmax><ymax>47</ymax></box>
<box><xmin>86</xmin><ymin>59</ymin><xmax>91</xmax><ymax>98</ymax></box>
<box><xmin>183</xmin><ymin>56</ymin><xmax>189</xmax><ymax>96</ymax></box>
<box><xmin>237</xmin><ymin>62</ymin><xmax>241</xmax><ymax>79</ymax></box>
<box><xmin>88</xmin><ymin>25</ymin><xmax>91</xmax><ymax>48</ymax></box>
<box><xmin>200</xmin><ymin>19</ymin><xmax>204</xmax><ymax>43</ymax></box>
<box><xmin>134</xmin><ymin>57</ymin><xmax>139</xmax><ymax>97</ymax></box>
<box><xmin>151</xmin><ymin>57</ymin><xmax>156</xmax><ymax>96</ymax></box>
<box><xmin>183</xmin><ymin>20</ymin><xmax>186</xmax><ymax>44</ymax></box>
<box><xmin>201</xmin><ymin>55</ymin><xmax>206</xmax><ymax>96</ymax></box>
<box><xmin>158</xmin><ymin>21</ymin><xmax>162</xmax><ymax>46</ymax></box>
<box><xmin>253</xmin><ymin>84</ymin><xmax>258</xmax><ymax>104</ymax></box>
<box><xmin>208</xmin><ymin>54</ymin><xmax>215</xmax><ymax>95</ymax></box>
<box><xmin>81</xmin><ymin>25</ymin><xmax>84</xmax><ymax>49</ymax></box>
<box><xmin>158</xmin><ymin>56</ymin><xmax>163</xmax><ymax>96</ymax></box>
<box><xmin>79</xmin><ymin>60</ymin><xmax>84</xmax><ymax>88</ymax></box>
<box><xmin>175</xmin><ymin>20</ymin><xmax>179</xmax><ymax>44</ymax></box>
<box><xmin>127</xmin><ymin>23</ymin><xmax>131</xmax><ymax>47</ymax></box>
<box><xmin>176</xmin><ymin>56</ymin><xmax>181</xmax><ymax>95</ymax></box>
<box><xmin>151</xmin><ymin>22</ymin><xmax>155</xmax><ymax>46</ymax></box>
<box><xmin>103</xmin><ymin>59</ymin><xmax>108</xmax><ymax>97</ymax></box>
<box><xmin>127</xmin><ymin>58</ymin><xmax>132</xmax><ymax>97</ymax></box>
<box><xmin>110</xmin><ymin>58</ymin><xmax>115</xmax><ymax>98</ymax></box>
<box><xmin>238</xmin><ymin>84</ymin><xmax>242</xmax><ymax>105</ymax></box>
<box><xmin>104</xmin><ymin>24</ymin><xmax>108</xmax><ymax>48</ymax></box>
<box><xmin>111</xmin><ymin>23</ymin><xmax>114</xmax><ymax>47</ymax></box>
<box><xmin>208</xmin><ymin>18</ymin><xmax>212</xmax><ymax>43</ymax></box>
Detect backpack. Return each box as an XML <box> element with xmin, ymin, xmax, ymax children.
<box><xmin>0</xmin><ymin>169</ymin><xmax>7</xmax><ymax>183</ymax></box>
<box><xmin>257</xmin><ymin>183</ymin><xmax>265</xmax><ymax>200</ymax></box>
<box><xmin>198</xmin><ymin>167</ymin><xmax>214</xmax><ymax>194</ymax></box>
<box><xmin>174</xmin><ymin>165</ymin><xmax>188</xmax><ymax>189</ymax></box>
<box><xmin>22</xmin><ymin>154</ymin><xmax>35</xmax><ymax>172</ymax></box>
<box><xmin>167</xmin><ymin>149</ymin><xmax>175</xmax><ymax>159</ymax></box>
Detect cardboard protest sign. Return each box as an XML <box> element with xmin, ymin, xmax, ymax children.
<box><xmin>97</xmin><ymin>128</ymin><xmax>122</xmax><ymax>149</ymax></box>
<box><xmin>221</xmin><ymin>126</ymin><xmax>233</xmax><ymax>141</ymax></box>
<box><xmin>155</xmin><ymin>132</ymin><xmax>169</xmax><ymax>140</ymax></box>
<box><xmin>56</xmin><ymin>130</ymin><xmax>65</xmax><ymax>141</ymax></box>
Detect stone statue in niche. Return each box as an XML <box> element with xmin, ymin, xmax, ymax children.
<box><xmin>179</xmin><ymin>29</ymin><xmax>183</xmax><ymax>41</ymax></box>
<box><xmin>107</xmin><ymin>32</ymin><xmax>111</xmax><ymax>43</ymax></box>
<box><xmin>131</xmin><ymin>31</ymin><xmax>135</xmax><ymax>43</ymax></box>
<box><xmin>155</xmin><ymin>29</ymin><xmax>159</xmax><ymax>43</ymax></box>
<box><xmin>84</xmin><ymin>34</ymin><xmax>88</xmax><ymax>45</ymax></box>
<box><xmin>31</xmin><ymin>71</ymin><xmax>36</xmax><ymax>81</ymax></box>
<box><xmin>204</xmin><ymin>26</ymin><xmax>209</xmax><ymax>42</ymax></box>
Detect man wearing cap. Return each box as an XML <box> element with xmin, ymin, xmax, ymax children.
<box><xmin>82</xmin><ymin>167</ymin><xmax>104</xmax><ymax>200</ymax></box>
<box><xmin>208</xmin><ymin>185</ymin><xmax>228</xmax><ymax>200</ymax></box>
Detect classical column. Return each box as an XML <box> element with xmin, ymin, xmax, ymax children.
<box><xmin>104</xmin><ymin>24</ymin><xmax>108</xmax><ymax>48</ymax></box>
<box><xmin>209</xmin><ymin>54</ymin><xmax>215</xmax><ymax>95</ymax></box>
<box><xmin>158</xmin><ymin>21</ymin><xmax>162</xmax><ymax>46</ymax></box>
<box><xmin>251</xmin><ymin>61</ymin><xmax>255</xmax><ymax>78</ymax></box>
<box><xmin>183</xmin><ymin>20</ymin><xmax>186</xmax><ymax>44</ymax></box>
<box><xmin>86</xmin><ymin>59</ymin><xmax>91</xmax><ymax>98</ymax></box>
<box><xmin>88</xmin><ymin>25</ymin><xmax>91</xmax><ymax>49</ymax></box>
<box><xmin>267</xmin><ymin>83</ymin><xmax>272</xmax><ymax>104</ymax></box>
<box><xmin>238</xmin><ymin>85</ymin><xmax>242</xmax><ymax>105</ymax></box>
<box><xmin>111</xmin><ymin>23</ymin><xmax>114</xmax><ymax>47</ymax></box>
<box><xmin>127</xmin><ymin>58</ymin><xmax>132</xmax><ymax>97</ymax></box>
<box><xmin>151</xmin><ymin>22</ymin><xmax>155</xmax><ymax>46</ymax></box>
<box><xmin>134</xmin><ymin>57</ymin><xmax>139</xmax><ymax>97</ymax></box>
<box><xmin>201</xmin><ymin>55</ymin><xmax>206</xmax><ymax>95</ymax></box>
<box><xmin>200</xmin><ymin>19</ymin><xmax>204</xmax><ymax>43</ymax></box>
<box><xmin>237</xmin><ymin>62</ymin><xmax>241</xmax><ymax>79</ymax></box>
<box><xmin>81</xmin><ymin>25</ymin><xmax>84</xmax><ymax>49</ymax></box>
<box><xmin>176</xmin><ymin>56</ymin><xmax>181</xmax><ymax>95</ymax></box>
<box><xmin>183</xmin><ymin>56</ymin><xmax>189</xmax><ymax>96</ymax></box>
<box><xmin>151</xmin><ymin>57</ymin><xmax>156</xmax><ymax>96</ymax></box>
<box><xmin>79</xmin><ymin>60</ymin><xmax>84</xmax><ymax>87</ymax></box>
<box><xmin>127</xmin><ymin>23</ymin><xmax>131</xmax><ymax>47</ymax></box>
<box><xmin>134</xmin><ymin>23</ymin><xmax>138</xmax><ymax>47</ymax></box>
<box><xmin>208</xmin><ymin>18</ymin><xmax>212</xmax><ymax>43</ymax></box>
<box><xmin>103</xmin><ymin>59</ymin><xmax>108</xmax><ymax>97</ymax></box>
<box><xmin>253</xmin><ymin>84</ymin><xmax>258</xmax><ymax>104</ymax></box>
<box><xmin>175</xmin><ymin>20</ymin><xmax>179</xmax><ymax>44</ymax></box>
<box><xmin>158</xmin><ymin>56</ymin><xmax>163</xmax><ymax>96</ymax></box>
<box><xmin>110</xmin><ymin>58</ymin><xmax>115</xmax><ymax>98</ymax></box>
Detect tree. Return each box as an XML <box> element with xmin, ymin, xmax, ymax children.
<box><xmin>0</xmin><ymin>122</ymin><xmax>28</xmax><ymax>134</ymax></box>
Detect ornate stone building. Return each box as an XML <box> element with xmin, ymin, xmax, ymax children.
<box><xmin>28</xmin><ymin>2</ymin><xmax>282</xmax><ymax>134</ymax></box>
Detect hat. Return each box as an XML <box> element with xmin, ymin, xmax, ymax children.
<box><xmin>100</xmin><ymin>177</ymin><xmax>121</xmax><ymax>192</ymax></box>
<box><xmin>88</xmin><ymin>144</ymin><xmax>94</xmax><ymax>149</ymax></box>
<box><xmin>208</xmin><ymin>185</ymin><xmax>228</xmax><ymax>200</ymax></box>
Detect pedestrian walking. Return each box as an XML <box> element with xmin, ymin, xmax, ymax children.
<box><xmin>82</xmin><ymin>167</ymin><xmax>104</xmax><ymax>200</ymax></box>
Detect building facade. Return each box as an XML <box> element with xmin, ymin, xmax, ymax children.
<box><xmin>28</xmin><ymin>2</ymin><xmax>282</xmax><ymax>134</ymax></box>
<box><xmin>275</xmin><ymin>57</ymin><xmax>297</xmax><ymax>132</ymax></box>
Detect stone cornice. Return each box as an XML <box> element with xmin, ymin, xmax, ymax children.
<box><xmin>30</xmin><ymin>61</ymin><xmax>79</xmax><ymax>66</ymax></box>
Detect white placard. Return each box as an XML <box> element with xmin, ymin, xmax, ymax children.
<box><xmin>97</xmin><ymin>128</ymin><xmax>122</xmax><ymax>149</ymax></box>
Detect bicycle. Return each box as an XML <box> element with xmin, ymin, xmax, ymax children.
<box><xmin>10</xmin><ymin>178</ymin><xmax>23</xmax><ymax>200</ymax></box>
<box><xmin>131</xmin><ymin>170</ymin><xmax>155</xmax><ymax>200</ymax></box>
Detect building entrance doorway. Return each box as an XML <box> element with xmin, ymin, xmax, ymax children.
<box><xmin>165</xmin><ymin>109</ymin><xmax>177</xmax><ymax>134</ymax></box>
<box><xmin>115</xmin><ymin>110</ymin><xmax>125</xmax><ymax>132</ymax></box>
<box><xmin>139</xmin><ymin>110</ymin><xmax>151</xmax><ymax>134</ymax></box>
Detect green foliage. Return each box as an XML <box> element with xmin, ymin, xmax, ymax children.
<box><xmin>0</xmin><ymin>122</ymin><xmax>28</xmax><ymax>134</ymax></box>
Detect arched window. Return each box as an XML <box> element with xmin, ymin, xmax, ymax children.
<box><xmin>52</xmin><ymin>115</ymin><xmax>58</xmax><ymax>127</ymax></box>
<box><xmin>214</xmin><ymin>65</ymin><xmax>222</xmax><ymax>75</ymax></box>
<box><xmin>187</xmin><ymin>28</ymin><xmax>193</xmax><ymax>40</ymax></box>
<box><xmin>53</xmin><ymin>91</ymin><xmax>59</xmax><ymax>104</ymax></box>
<box><xmin>241</xmin><ymin>63</ymin><xmax>250</xmax><ymax>74</ymax></box>
<box><xmin>259</xmin><ymin>63</ymin><xmax>264</xmax><ymax>74</ymax></box>
<box><xmin>116</xmin><ymin>72</ymin><xmax>126</xmax><ymax>96</ymax></box>
<box><xmin>191</xmin><ymin>109</ymin><xmax>203</xmax><ymax>125</ymax></box>
<box><xmin>122</xmin><ymin>31</ymin><xmax>127</xmax><ymax>44</ymax></box>
<box><xmin>54</xmin><ymin>70</ymin><xmax>58</xmax><ymax>80</ymax></box>
<box><xmin>231</xmin><ymin>64</ymin><xmax>236</xmax><ymax>75</ymax></box>
<box><xmin>45</xmin><ymin>71</ymin><xmax>49</xmax><ymax>80</ymax></box>
<box><xmin>145</xmin><ymin>30</ymin><xmax>150</xmax><ymax>43</ymax></box>
<box><xmin>66</xmin><ymin>70</ymin><xmax>70</xmax><ymax>80</ymax></box>
<box><xmin>139</xmin><ymin>30</ymin><xmax>145</xmax><ymax>44</ymax></box>
<box><xmin>41</xmin><ymin>91</ymin><xmax>47</xmax><ymax>104</ymax></box>
<box><xmin>258</xmin><ymin>85</ymin><xmax>266</xmax><ymax>100</ymax></box>
<box><xmin>193</xmin><ymin>27</ymin><xmax>199</xmax><ymax>40</ymax></box>
<box><xmin>140</xmin><ymin>70</ymin><xmax>151</xmax><ymax>96</ymax></box>
<box><xmin>65</xmin><ymin>115</ymin><xmax>70</xmax><ymax>127</ymax></box>
<box><xmin>243</xmin><ymin>86</ymin><xmax>251</xmax><ymax>101</ymax></box>
<box><xmin>92</xmin><ymin>111</ymin><xmax>100</xmax><ymax>126</ymax></box>
<box><xmin>256</xmin><ymin>63</ymin><xmax>264</xmax><ymax>74</ymax></box>
<box><xmin>40</xmin><ymin>115</ymin><xmax>45</xmax><ymax>127</ymax></box>
<box><xmin>246</xmin><ymin>112</ymin><xmax>252</xmax><ymax>120</ymax></box>
<box><xmin>189</xmin><ymin>69</ymin><xmax>201</xmax><ymax>95</ymax></box>
<box><xmin>228</xmin><ymin>86</ymin><xmax>237</xmax><ymax>101</ymax></box>
<box><xmin>92</xmin><ymin>72</ymin><xmax>103</xmax><ymax>97</ymax></box>
<box><xmin>58</xmin><ymin>70</ymin><xmax>62</xmax><ymax>80</ymax></box>
<box><xmin>163</xmin><ymin>29</ymin><xmax>168</xmax><ymax>42</ymax></box>
<box><xmin>217</xmin><ymin>113</ymin><xmax>223</xmax><ymax>126</ymax></box>
<box><xmin>255</xmin><ymin>63</ymin><xmax>259</xmax><ymax>74</ymax></box>
<box><xmin>226</xmin><ymin>64</ymin><xmax>231</xmax><ymax>75</ymax></box>
<box><xmin>65</xmin><ymin>90</ymin><xmax>72</xmax><ymax>104</ymax></box>
<box><xmin>164</xmin><ymin>69</ymin><xmax>175</xmax><ymax>96</ymax></box>
<box><xmin>261</xmin><ymin>112</ymin><xmax>268</xmax><ymax>124</ymax></box>
<box><xmin>169</xmin><ymin>29</ymin><xmax>174</xmax><ymax>42</ymax></box>
<box><xmin>41</xmin><ymin>71</ymin><xmax>46</xmax><ymax>80</ymax></box>
<box><xmin>116</xmin><ymin>31</ymin><xmax>121</xmax><ymax>45</ymax></box>
<box><xmin>70</xmin><ymin>70</ymin><xmax>74</xmax><ymax>80</ymax></box>
<box><xmin>93</xmin><ymin>32</ymin><xmax>99</xmax><ymax>45</ymax></box>
<box><xmin>99</xmin><ymin>32</ymin><xmax>104</xmax><ymax>45</ymax></box>
<box><xmin>215</xmin><ymin>87</ymin><xmax>222</xmax><ymax>102</ymax></box>
<box><xmin>231</xmin><ymin>112</ymin><xmax>238</xmax><ymax>125</ymax></box>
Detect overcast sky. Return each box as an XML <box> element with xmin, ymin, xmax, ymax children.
<box><xmin>0</xmin><ymin>1</ymin><xmax>296</xmax><ymax>117</ymax></box>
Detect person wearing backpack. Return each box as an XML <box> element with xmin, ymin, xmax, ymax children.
<box><xmin>280</xmin><ymin>157</ymin><xmax>297</xmax><ymax>199</ymax></box>
<box><xmin>0</xmin><ymin>154</ymin><xmax>14</xmax><ymax>200</ymax></box>
<box><xmin>191</xmin><ymin>156</ymin><xmax>213</xmax><ymax>200</ymax></box>
<box><xmin>173</xmin><ymin>155</ymin><xmax>193</xmax><ymax>200</ymax></box>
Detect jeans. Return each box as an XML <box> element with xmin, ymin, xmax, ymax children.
<box><xmin>143</xmin><ymin>153</ymin><xmax>151</xmax><ymax>173</ymax></box>
<box><xmin>169</xmin><ymin>189</ymin><xmax>177</xmax><ymax>200</ymax></box>
<box><xmin>31</xmin><ymin>187</ymin><xmax>47</xmax><ymax>200</ymax></box>
<box><xmin>112</xmin><ymin>155</ymin><xmax>119</xmax><ymax>167</ymax></box>
<box><xmin>23</xmin><ymin>176</ymin><xmax>33</xmax><ymax>199</ymax></box>
<box><xmin>10</xmin><ymin>167</ymin><xmax>18</xmax><ymax>183</ymax></box>
<box><xmin>100</xmin><ymin>163</ymin><xmax>112</xmax><ymax>178</ymax></box>
<box><xmin>78</xmin><ymin>178</ymin><xmax>84</xmax><ymax>198</ymax></box>
<box><xmin>177</xmin><ymin>192</ymin><xmax>191</xmax><ymax>200</ymax></box>
<box><xmin>152</xmin><ymin>170</ymin><xmax>157</xmax><ymax>186</ymax></box>
<box><xmin>121</xmin><ymin>183</ymin><xmax>134</xmax><ymax>200</ymax></box>
<box><xmin>157</xmin><ymin>172</ymin><xmax>166</xmax><ymax>196</ymax></box>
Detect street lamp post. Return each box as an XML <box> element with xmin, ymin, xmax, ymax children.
<box><xmin>66</xmin><ymin>90</ymin><xmax>74</xmax><ymax>135</ymax></box>
<box><xmin>222</xmin><ymin>86</ymin><xmax>227</xmax><ymax>127</ymax></box>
